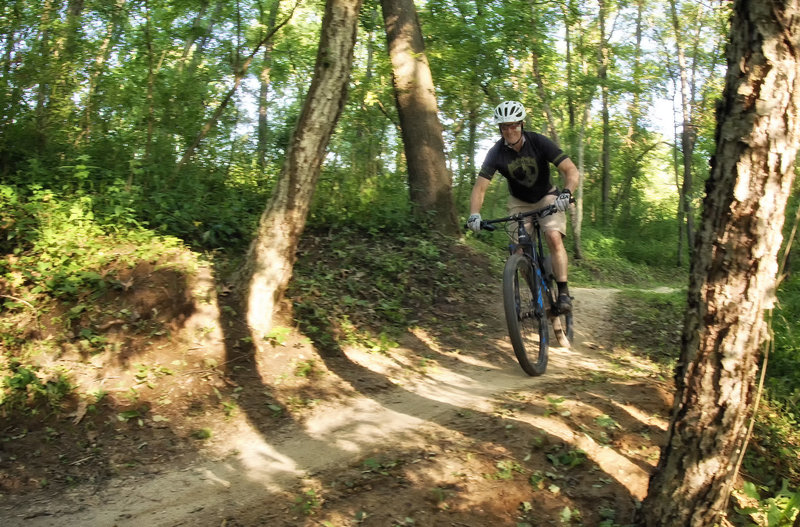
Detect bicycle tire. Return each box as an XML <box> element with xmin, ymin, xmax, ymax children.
<box><xmin>550</xmin><ymin>300</ymin><xmax>574</xmax><ymax>348</ymax></box>
<box><xmin>542</xmin><ymin>257</ymin><xmax>574</xmax><ymax>348</ymax></box>
<box><xmin>502</xmin><ymin>253</ymin><xmax>549</xmax><ymax>376</ymax></box>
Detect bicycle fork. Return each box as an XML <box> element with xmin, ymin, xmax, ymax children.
<box><xmin>516</xmin><ymin>256</ymin><xmax>547</xmax><ymax>322</ymax></box>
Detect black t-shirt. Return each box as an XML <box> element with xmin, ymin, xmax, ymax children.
<box><xmin>478</xmin><ymin>131</ymin><xmax>569</xmax><ymax>203</ymax></box>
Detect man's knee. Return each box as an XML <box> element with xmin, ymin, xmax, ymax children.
<box><xmin>545</xmin><ymin>230</ymin><xmax>566</xmax><ymax>249</ymax></box>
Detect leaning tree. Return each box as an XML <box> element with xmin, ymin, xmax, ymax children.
<box><xmin>243</xmin><ymin>0</ymin><xmax>363</xmax><ymax>342</ymax></box>
<box><xmin>639</xmin><ymin>0</ymin><xmax>800</xmax><ymax>524</ymax></box>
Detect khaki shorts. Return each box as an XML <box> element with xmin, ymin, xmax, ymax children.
<box><xmin>508</xmin><ymin>192</ymin><xmax>567</xmax><ymax>238</ymax></box>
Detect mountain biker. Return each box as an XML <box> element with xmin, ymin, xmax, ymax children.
<box><xmin>467</xmin><ymin>100</ymin><xmax>580</xmax><ymax>312</ymax></box>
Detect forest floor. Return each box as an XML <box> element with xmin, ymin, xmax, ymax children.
<box><xmin>0</xmin><ymin>246</ymin><xmax>677</xmax><ymax>527</ymax></box>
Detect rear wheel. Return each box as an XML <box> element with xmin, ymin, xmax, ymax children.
<box><xmin>542</xmin><ymin>257</ymin><xmax>573</xmax><ymax>348</ymax></box>
<box><xmin>550</xmin><ymin>304</ymin><xmax>574</xmax><ymax>348</ymax></box>
<box><xmin>502</xmin><ymin>253</ymin><xmax>548</xmax><ymax>376</ymax></box>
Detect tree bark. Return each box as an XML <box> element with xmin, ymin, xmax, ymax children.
<box><xmin>143</xmin><ymin>0</ymin><xmax>156</xmax><ymax>171</ymax></box>
<box><xmin>531</xmin><ymin>50</ymin><xmax>560</xmax><ymax>144</ymax></box>
<box><xmin>34</xmin><ymin>0</ymin><xmax>55</xmax><ymax>152</ymax></box>
<box><xmin>244</xmin><ymin>0</ymin><xmax>363</xmax><ymax>341</ymax></box>
<box><xmin>640</xmin><ymin>0</ymin><xmax>800</xmax><ymax>523</ymax></box>
<box><xmin>613</xmin><ymin>0</ymin><xmax>644</xmax><ymax>219</ymax></box>
<box><xmin>76</xmin><ymin>0</ymin><xmax>126</xmax><ymax>146</ymax></box>
<box><xmin>380</xmin><ymin>0</ymin><xmax>459</xmax><ymax>234</ymax></box>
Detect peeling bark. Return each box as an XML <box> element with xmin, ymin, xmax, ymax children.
<box><xmin>244</xmin><ymin>0</ymin><xmax>363</xmax><ymax>342</ymax></box>
<box><xmin>640</xmin><ymin>0</ymin><xmax>800</xmax><ymax>524</ymax></box>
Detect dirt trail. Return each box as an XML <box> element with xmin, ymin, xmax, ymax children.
<box><xmin>2</xmin><ymin>287</ymin><xmax>673</xmax><ymax>526</ymax></box>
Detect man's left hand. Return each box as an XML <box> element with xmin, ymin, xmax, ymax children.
<box><xmin>555</xmin><ymin>189</ymin><xmax>572</xmax><ymax>212</ymax></box>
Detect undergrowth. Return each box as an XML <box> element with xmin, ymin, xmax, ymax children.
<box><xmin>0</xmin><ymin>183</ymin><xmax>189</xmax><ymax>417</ymax></box>
<box><xmin>287</xmin><ymin>225</ymin><xmax>486</xmax><ymax>354</ymax></box>
<box><xmin>612</xmin><ymin>288</ymin><xmax>800</xmax><ymax>525</ymax></box>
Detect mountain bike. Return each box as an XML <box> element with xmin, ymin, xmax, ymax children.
<box><xmin>476</xmin><ymin>204</ymin><xmax>574</xmax><ymax>376</ymax></box>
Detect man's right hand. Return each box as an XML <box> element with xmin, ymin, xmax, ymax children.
<box><xmin>467</xmin><ymin>213</ymin><xmax>482</xmax><ymax>233</ymax></box>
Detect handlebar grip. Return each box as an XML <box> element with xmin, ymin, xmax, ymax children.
<box><xmin>463</xmin><ymin>222</ymin><xmax>497</xmax><ymax>232</ymax></box>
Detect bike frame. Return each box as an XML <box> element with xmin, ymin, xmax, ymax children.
<box><xmin>483</xmin><ymin>205</ymin><xmax>559</xmax><ymax>315</ymax></box>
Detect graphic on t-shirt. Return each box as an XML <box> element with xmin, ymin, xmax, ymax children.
<box><xmin>507</xmin><ymin>156</ymin><xmax>539</xmax><ymax>187</ymax></box>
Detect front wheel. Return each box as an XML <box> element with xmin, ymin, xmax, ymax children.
<box><xmin>503</xmin><ymin>253</ymin><xmax>548</xmax><ymax>376</ymax></box>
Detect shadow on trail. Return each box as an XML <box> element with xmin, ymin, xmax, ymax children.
<box><xmin>211</xmin><ymin>275</ymin><xmax>670</xmax><ymax>527</ymax></box>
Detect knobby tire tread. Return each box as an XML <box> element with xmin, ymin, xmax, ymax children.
<box><xmin>502</xmin><ymin>253</ymin><xmax>548</xmax><ymax>376</ymax></box>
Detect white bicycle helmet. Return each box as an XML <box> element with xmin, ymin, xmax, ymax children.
<box><xmin>493</xmin><ymin>100</ymin><xmax>527</xmax><ymax>124</ymax></box>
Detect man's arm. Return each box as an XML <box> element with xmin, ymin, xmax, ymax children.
<box><xmin>470</xmin><ymin>176</ymin><xmax>491</xmax><ymax>214</ymax></box>
<box><xmin>556</xmin><ymin>158</ymin><xmax>580</xmax><ymax>194</ymax></box>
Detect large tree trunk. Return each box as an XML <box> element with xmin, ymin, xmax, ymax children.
<box><xmin>640</xmin><ymin>0</ymin><xmax>800</xmax><ymax>523</ymax></box>
<box><xmin>380</xmin><ymin>0</ymin><xmax>459</xmax><ymax>235</ymax></box>
<box><xmin>244</xmin><ymin>0</ymin><xmax>363</xmax><ymax>341</ymax></box>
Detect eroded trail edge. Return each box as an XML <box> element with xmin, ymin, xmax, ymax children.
<box><xmin>3</xmin><ymin>288</ymin><xmax>674</xmax><ymax>526</ymax></box>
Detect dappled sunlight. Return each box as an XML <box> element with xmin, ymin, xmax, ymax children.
<box><xmin>548</xmin><ymin>343</ymin><xmax>608</xmax><ymax>372</ymax></box>
<box><xmin>597</xmin><ymin>391</ymin><xmax>672</xmax><ymax>433</ymax></box>
<box><xmin>523</xmin><ymin>412</ymin><xmax>652</xmax><ymax>499</ymax></box>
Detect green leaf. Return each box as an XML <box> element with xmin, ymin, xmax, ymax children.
<box><xmin>595</xmin><ymin>414</ymin><xmax>619</xmax><ymax>429</ymax></box>
<box><xmin>743</xmin><ymin>481</ymin><xmax>761</xmax><ymax>500</ymax></box>
<box><xmin>117</xmin><ymin>410</ymin><xmax>140</xmax><ymax>421</ymax></box>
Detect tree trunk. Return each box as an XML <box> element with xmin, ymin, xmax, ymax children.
<box><xmin>380</xmin><ymin>0</ymin><xmax>459</xmax><ymax>235</ymax></box>
<box><xmin>257</xmin><ymin>0</ymin><xmax>281</xmax><ymax>169</ymax></box>
<box><xmin>175</xmin><ymin>5</ymin><xmax>296</xmax><ymax>174</ymax></box>
<box><xmin>34</xmin><ymin>0</ymin><xmax>55</xmax><ymax>152</ymax></box>
<box><xmin>143</xmin><ymin>0</ymin><xmax>156</xmax><ymax>172</ymax></box>
<box><xmin>670</xmin><ymin>0</ymin><xmax>697</xmax><ymax>260</ymax></box>
<box><xmin>77</xmin><ymin>0</ymin><xmax>126</xmax><ymax>146</ymax></box>
<box><xmin>244</xmin><ymin>0</ymin><xmax>363</xmax><ymax>341</ymax></box>
<box><xmin>530</xmin><ymin>47</ymin><xmax>560</xmax><ymax>144</ymax></box>
<box><xmin>572</xmin><ymin>103</ymin><xmax>589</xmax><ymax>260</ymax></box>
<box><xmin>178</xmin><ymin>1</ymin><xmax>209</xmax><ymax>69</ymax></box>
<box><xmin>640</xmin><ymin>0</ymin><xmax>800</xmax><ymax>523</ymax></box>
<box><xmin>613</xmin><ymin>0</ymin><xmax>644</xmax><ymax>220</ymax></box>
<box><xmin>598</xmin><ymin>0</ymin><xmax>611</xmax><ymax>225</ymax></box>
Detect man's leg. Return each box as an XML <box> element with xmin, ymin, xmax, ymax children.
<box><xmin>545</xmin><ymin>229</ymin><xmax>572</xmax><ymax>312</ymax></box>
<box><xmin>545</xmin><ymin>230</ymin><xmax>568</xmax><ymax>282</ymax></box>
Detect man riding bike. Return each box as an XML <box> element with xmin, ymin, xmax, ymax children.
<box><xmin>467</xmin><ymin>100</ymin><xmax>580</xmax><ymax>312</ymax></box>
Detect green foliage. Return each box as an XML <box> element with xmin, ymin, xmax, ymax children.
<box><xmin>1</xmin><ymin>360</ymin><xmax>73</xmax><ymax>413</ymax></box>
<box><xmin>288</xmin><ymin>224</ymin><xmax>469</xmax><ymax>353</ymax></box>
<box><xmin>575</xmin><ymin>223</ymin><xmax>688</xmax><ymax>286</ymax></box>
<box><xmin>0</xmin><ymin>182</ymin><xmax>182</xmax><ymax>300</ymax></box>
<box><xmin>547</xmin><ymin>447</ymin><xmax>587</xmax><ymax>470</ymax></box>
<box><xmin>748</xmin><ymin>399</ymin><xmax>800</xmax><ymax>489</ymax></box>
<box><xmin>735</xmin><ymin>480</ymin><xmax>800</xmax><ymax>527</ymax></box>
<box><xmin>769</xmin><ymin>275</ymin><xmax>800</xmax><ymax>404</ymax></box>
<box><xmin>293</xmin><ymin>489</ymin><xmax>321</xmax><ymax>516</ymax></box>
<box><xmin>747</xmin><ymin>269</ymin><xmax>800</xmax><ymax>489</ymax></box>
<box><xmin>611</xmin><ymin>289</ymin><xmax>686</xmax><ymax>364</ymax></box>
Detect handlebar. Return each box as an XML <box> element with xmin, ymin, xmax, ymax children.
<box><xmin>465</xmin><ymin>197</ymin><xmax>575</xmax><ymax>232</ymax></box>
